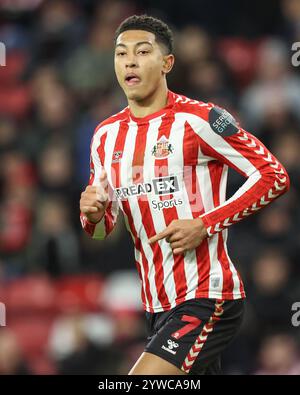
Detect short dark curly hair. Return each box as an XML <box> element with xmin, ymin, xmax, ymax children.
<box><xmin>114</xmin><ymin>14</ymin><xmax>174</xmax><ymax>54</ymax></box>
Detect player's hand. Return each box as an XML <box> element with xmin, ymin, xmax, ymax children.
<box><xmin>148</xmin><ymin>218</ymin><xmax>208</xmax><ymax>255</ymax></box>
<box><xmin>80</xmin><ymin>169</ymin><xmax>109</xmax><ymax>224</ymax></box>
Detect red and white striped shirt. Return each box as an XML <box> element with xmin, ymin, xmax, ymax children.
<box><xmin>80</xmin><ymin>91</ymin><xmax>290</xmax><ymax>313</ymax></box>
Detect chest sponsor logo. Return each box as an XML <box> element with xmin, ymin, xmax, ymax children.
<box><xmin>151</xmin><ymin>135</ymin><xmax>174</xmax><ymax>159</ymax></box>
<box><xmin>115</xmin><ymin>175</ymin><xmax>179</xmax><ymax>199</ymax></box>
<box><xmin>151</xmin><ymin>197</ymin><xmax>183</xmax><ymax>211</ymax></box>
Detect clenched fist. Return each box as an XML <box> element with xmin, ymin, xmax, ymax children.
<box><xmin>80</xmin><ymin>169</ymin><xmax>109</xmax><ymax>224</ymax></box>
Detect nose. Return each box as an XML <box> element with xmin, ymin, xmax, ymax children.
<box><xmin>126</xmin><ymin>61</ymin><xmax>137</xmax><ymax>68</ymax></box>
<box><xmin>126</xmin><ymin>54</ymin><xmax>138</xmax><ymax>68</ymax></box>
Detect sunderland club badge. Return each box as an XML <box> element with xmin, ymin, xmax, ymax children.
<box><xmin>151</xmin><ymin>135</ymin><xmax>174</xmax><ymax>159</ymax></box>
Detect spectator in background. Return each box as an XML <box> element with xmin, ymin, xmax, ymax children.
<box><xmin>241</xmin><ymin>38</ymin><xmax>300</xmax><ymax>130</ymax></box>
<box><xmin>254</xmin><ymin>333</ymin><xmax>300</xmax><ymax>375</ymax></box>
<box><xmin>0</xmin><ymin>0</ymin><xmax>299</xmax><ymax>375</ymax></box>
<box><xmin>281</xmin><ymin>0</ymin><xmax>300</xmax><ymax>44</ymax></box>
<box><xmin>175</xmin><ymin>25</ymin><xmax>236</xmax><ymax>106</ymax></box>
<box><xmin>256</xmin><ymin>202</ymin><xmax>293</xmax><ymax>249</ymax></box>
<box><xmin>0</xmin><ymin>118</ymin><xmax>19</xmax><ymax>154</ymax></box>
<box><xmin>168</xmin><ymin>25</ymin><xmax>212</xmax><ymax>93</ymax></box>
<box><xmin>272</xmin><ymin>130</ymin><xmax>300</xmax><ymax>195</ymax></box>
<box><xmin>48</xmin><ymin>310</ymin><xmax>124</xmax><ymax>374</ymax></box>
<box><xmin>94</xmin><ymin>0</ymin><xmax>138</xmax><ymax>28</ymax></box>
<box><xmin>61</xmin><ymin>0</ymin><xmax>137</xmax><ymax>103</ymax></box>
<box><xmin>37</xmin><ymin>143</ymin><xmax>75</xmax><ymax>200</ymax></box>
<box><xmin>186</xmin><ymin>60</ymin><xmax>236</xmax><ymax>107</ymax></box>
<box><xmin>62</xmin><ymin>22</ymin><xmax>116</xmax><ymax>102</ymax></box>
<box><xmin>28</xmin><ymin>0</ymin><xmax>86</xmax><ymax>68</ymax></box>
<box><xmin>24</xmin><ymin>67</ymin><xmax>77</xmax><ymax>161</ymax></box>
<box><xmin>0</xmin><ymin>150</ymin><xmax>35</xmax><ymax>278</ymax></box>
<box><xmin>248</xmin><ymin>249</ymin><xmax>293</xmax><ymax>342</ymax></box>
<box><xmin>221</xmin><ymin>249</ymin><xmax>297</xmax><ymax>374</ymax></box>
<box><xmin>27</xmin><ymin>196</ymin><xmax>80</xmax><ymax>277</ymax></box>
<box><xmin>0</xmin><ymin>329</ymin><xmax>32</xmax><ymax>375</ymax></box>
<box><xmin>79</xmin><ymin>216</ymin><xmax>134</xmax><ymax>274</ymax></box>
<box><xmin>176</xmin><ymin>25</ymin><xmax>212</xmax><ymax>65</ymax></box>
<box><xmin>74</xmin><ymin>90</ymin><xmax>125</xmax><ymax>188</ymax></box>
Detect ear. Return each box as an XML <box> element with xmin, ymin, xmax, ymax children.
<box><xmin>162</xmin><ymin>54</ymin><xmax>175</xmax><ymax>75</ymax></box>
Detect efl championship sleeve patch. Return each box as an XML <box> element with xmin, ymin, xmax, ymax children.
<box><xmin>208</xmin><ymin>106</ymin><xmax>239</xmax><ymax>137</ymax></box>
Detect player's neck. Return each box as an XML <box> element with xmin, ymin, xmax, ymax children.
<box><xmin>128</xmin><ymin>83</ymin><xmax>169</xmax><ymax>119</ymax></box>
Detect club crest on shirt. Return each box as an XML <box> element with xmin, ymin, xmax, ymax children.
<box><xmin>151</xmin><ymin>135</ymin><xmax>174</xmax><ymax>159</ymax></box>
<box><xmin>112</xmin><ymin>150</ymin><xmax>123</xmax><ymax>163</ymax></box>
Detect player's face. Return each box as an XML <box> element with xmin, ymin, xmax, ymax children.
<box><xmin>114</xmin><ymin>30</ymin><xmax>171</xmax><ymax>101</ymax></box>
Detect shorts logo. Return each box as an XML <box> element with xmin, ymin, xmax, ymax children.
<box><xmin>151</xmin><ymin>135</ymin><xmax>174</xmax><ymax>159</ymax></box>
<box><xmin>161</xmin><ymin>339</ymin><xmax>179</xmax><ymax>355</ymax></box>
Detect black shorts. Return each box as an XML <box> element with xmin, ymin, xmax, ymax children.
<box><xmin>144</xmin><ymin>298</ymin><xmax>245</xmax><ymax>375</ymax></box>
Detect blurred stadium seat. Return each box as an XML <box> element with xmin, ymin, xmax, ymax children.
<box><xmin>3</xmin><ymin>276</ymin><xmax>56</xmax><ymax>315</ymax></box>
<box><xmin>217</xmin><ymin>38</ymin><xmax>261</xmax><ymax>89</ymax></box>
<box><xmin>0</xmin><ymin>51</ymin><xmax>31</xmax><ymax>118</ymax></box>
<box><xmin>9</xmin><ymin>315</ymin><xmax>56</xmax><ymax>374</ymax></box>
<box><xmin>3</xmin><ymin>275</ymin><xmax>56</xmax><ymax>313</ymax></box>
<box><xmin>0</xmin><ymin>0</ymin><xmax>299</xmax><ymax>375</ymax></box>
<box><xmin>55</xmin><ymin>274</ymin><xmax>105</xmax><ymax>313</ymax></box>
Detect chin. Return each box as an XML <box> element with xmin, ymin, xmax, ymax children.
<box><xmin>126</xmin><ymin>92</ymin><xmax>144</xmax><ymax>101</ymax></box>
<box><xmin>124</xmin><ymin>87</ymin><xmax>147</xmax><ymax>102</ymax></box>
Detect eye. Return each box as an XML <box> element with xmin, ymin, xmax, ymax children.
<box><xmin>138</xmin><ymin>50</ymin><xmax>149</xmax><ymax>55</ymax></box>
<box><xmin>116</xmin><ymin>52</ymin><xmax>126</xmax><ymax>56</ymax></box>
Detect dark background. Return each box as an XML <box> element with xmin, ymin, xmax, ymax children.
<box><xmin>0</xmin><ymin>0</ymin><xmax>299</xmax><ymax>375</ymax></box>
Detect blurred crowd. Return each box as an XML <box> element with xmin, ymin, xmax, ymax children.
<box><xmin>0</xmin><ymin>0</ymin><xmax>299</xmax><ymax>375</ymax></box>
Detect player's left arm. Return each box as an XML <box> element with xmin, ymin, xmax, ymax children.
<box><xmin>197</xmin><ymin>105</ymin><xmax>290</xmax><ymax>236</ymax></box>
<box><xmin>149</xmin><ymin>105</ymin><xmax>290</xmax><ymax>254</ymax></box>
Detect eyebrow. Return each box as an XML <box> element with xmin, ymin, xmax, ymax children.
<box><xmin>115</xmin><ymin>41</ymin><xmax>154</xmax><ymax>49</ymax></box>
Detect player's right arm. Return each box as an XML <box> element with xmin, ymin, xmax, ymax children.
<box><xmin>80</xmin><ymin>129</ymin><xmax>119</xmax><ymax>240</ymax></box>
<box><xmin>80</xmin><ymin>170</ymin><xmax>109</xmax><ymax>222</ymax></box>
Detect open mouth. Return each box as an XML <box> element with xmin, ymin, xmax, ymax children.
<box><xmin>125</xmin><ymin>74</ymin><xmax>141</xmax><ymax>86</ymax></box>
